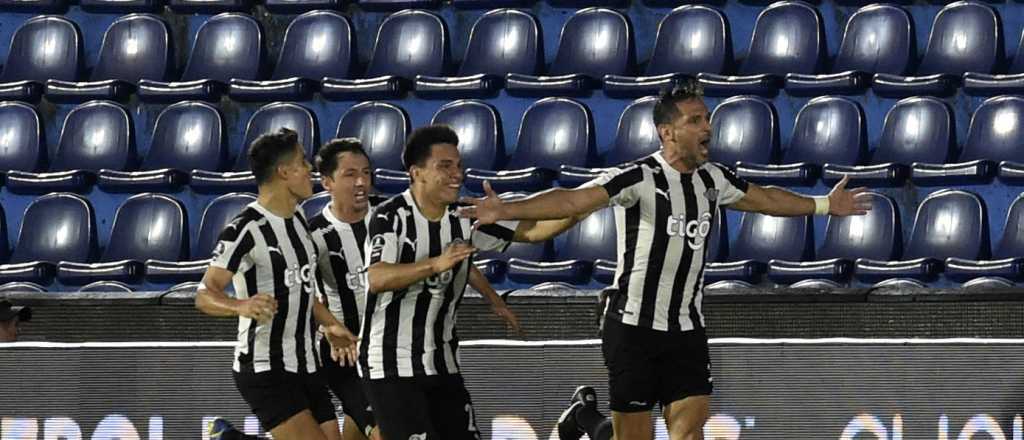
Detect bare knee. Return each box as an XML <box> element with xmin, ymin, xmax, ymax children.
<box><xmin>612</xmin><ymin>410</ymin><xmax>654</xmax><ymax>440</ymax></box>
<box><xmin>270</xmin><ymin>410</ymin><xmax>329</xmax><ymax>440</ymax></box>
<box><xmin>664</xmin><ymin>396</ymin><xmax>710</xmax><ymax>440</ymax></box>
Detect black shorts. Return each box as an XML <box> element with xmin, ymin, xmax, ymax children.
<box><xmin>362</xmin><ymin>374</ymin><xmax>481</xmax><ymax>440</ymax></box>
<box><xmin>601</xmin><ymin>316</ymin><xmax>713</xmax><ymax>413</ymax></box>
<box><xmin>319</xmin><ymin>339</ymin><xmax>376</xmax><ymax>435</ymax></box>
<box><xmin>233</xmin><ymin>369</ymin><xmax>337</xmax><ymax>432</ymax></box>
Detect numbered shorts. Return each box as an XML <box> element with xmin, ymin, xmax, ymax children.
<box><xmin>319</xmin><ymin>339</ymin><xmax>377</xmax><ymax>435</ymax></box>
<box><xmin>362</xmin><ymin>374</ymin><xmax>481</xmax><ymax>440</ymax></box>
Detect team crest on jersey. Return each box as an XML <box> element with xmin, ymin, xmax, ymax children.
<box><xmin>369</xmin><ymin>235</ymin><xmax>387</xmax><ymax>260</ymax></box>
<box><xmin>211</xmin><ymin>241</ymin><xmax>227</xmax><ymax>259</ymax></box>
<box><xmin>704</xmin><ymin>188</ymin><xmax>719</xmax><ymax>202</ymax></box>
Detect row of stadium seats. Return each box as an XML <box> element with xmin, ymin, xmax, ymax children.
<box><xmin>0</xmin><ymin>188</ymin><xmax>1021</xmax><ymax>292</ymax></box>
<box><xmin>0</xmin><ymin>0</ymin><xmax>659</xmax><ymax>13</ymax></box>
<box><xmin>9</xmin><ymin>2</ymin><xmax>1024</xmax><ymax>103</ymax></box>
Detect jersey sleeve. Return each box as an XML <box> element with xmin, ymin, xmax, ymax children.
<box><xmin>472</xmin><ymin>220</ymin><xmax>520</xmax><ymax>252</ymax></box>
<box><xmin>712</xmin><ymin>164</ymin><xmax>750</xmax><ymax>206</ymax></box>
<box><xmin>367</xmin><ymin>210</ymin><xmax>401</xmax><ymax>265</ymax></box>
<box><xmin>581</xmin><ymin>165</ymin><xmax>645</xmax><ymax>208</ymax></box>
<box><xmin>210</xmin><ymin>221</ymin><xmax>255</xmax><ymax>274</ymax></box>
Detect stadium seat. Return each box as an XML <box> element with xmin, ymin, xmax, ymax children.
<box><xmin>961</xmin><ymin>277</ymin><xmax>1015</xmax><ymax>290</ymax></box>
<box><xmin>823</xmin><ymin>96</ymin><xmax>953</xmax><ymax>187</ymax></box>
<box><xmin>704</xmin><ymin>280</ymin><xmax>754</xmax><ymax>291</ymax></box>
<box><xmin>415</xmin><ymin>9</ymin><xmax>541</xmax><ymax>98</ymax></box>
<box><xmin>192</xmin><ymin>102</ymin><xmax>317</xmax><ymax>193</ymax></box>
<box><xmin>80</xmin><ymin>0</ymin><xmax>160</xmax><ymax>12</ymax></box>
<box><xmin>146</xmin><ymin>192</ymin><xmax>256</xmax><ymax>283</ymax></box>
<box><xmin>46</xmin><ymin>15</ymin><xmax>170</xmax><ymax>103</ymax></box>
<box><xmin>706</xmin><ymin>211</ymin><xmax>811</xmax><ymax>284</ymax></box>
<box><xmin>98</xmin><ymin>101</ymin><xmax>224</xmax><ymax>192</ymax></box>
<box><xmin>507</xmin><ymin>207</ymin><xmax>616</xmax><ymax>285</ymax></box>
<box><xmin>358</xmin><ymin>0</ymin><xmax>438</xmax><ymax>11</ymax></box>
<box><xmin>698</xmin><ymin>1</ymin><xmax>823</xmax><ymax>97</ymax></box>
<box><xmin>322</xmin><ymin>10</ymin><xmax>447</xmax><ymax>100</ymax></box>
<box><xmin>874</xmin><ymin>1</ymin><xmax>1000</xmax><ymax>98</ymax></box>
<box><xmin>78</xmin><ymin>280</ymin><xmax>133</xmax><ymax>292</ymax></box>
<box><xmin>302</xmin><ymin>191</ymin><xmax>330</xmax><ymax>220</ymax></box>
<box><xmin>0</xmin><ymin>0</ymin><xmax>64</xmax><ymax>13</ymax></box>
<box><xmin>604</xmin><ymin>5</ymin><xmax>730</xmax><ymax>98</ymax></box>
<box><xmin>911</xmin><ymin>95</ymin><xmax>1023</xmax><ymax>185</ymax></box>
<box><xmin>786</xmin><ymin>4</ymin><xmax>912</xmax><ymax>96</ymax></box>
<box><xmin>138</xmin><ymin>13</ymin><xmax>262</xmax><ymax>102</ymax></box>
<box><xmin>0</xmin><ymin>282</ymin><xmax>46</xmax><ymax>293</ymax></box>
<box><xmin>768</xmin><ymin>193</ymin><xmax>900</xmax><ymax>285</ymax></box>
<box><xmin>559</xmin><ymin>96</ymin><xmax>660</xmax><ymax>186</ymax></box>
<box><xmin>506</xmin><ymin>8</ymin><xmax>634</xmax><ymax>96</ymax></box>
<box><xmin>964</xmin><ymin>29</ymin><xmax>1024</xmax><ymax>95</ymax></box>
<box><xmin>230</xmin><ymin>11</ymin><xmax>352</xmax><ymax>101</ymax></box>
<box><xmin>0</xmin><ymin>194</ymin><xmax>96</xmax><ymax>285</ymax></box>
<box><xmin>0</xmin><ymin>102</ymin><xmax>44</xmax><ymax>182</ymax></box>
<box><xmin>337</xmin><ymin>101</ymin><xmax>410</xmax><ymax>191</ymax></box>
<box><xmin>707</xmin><ymin>95</ymin><xmax>779</xmax><ymax>168</ymax></box>
<box><xmin>451</xmin><ymin>0</ymin><xmax>525</xmax><ymax>10</ymax></box>
<box><xmin>169</xmin><ymin>0</ymin><xmax>250</xmax><ymax>14</ymax></box>
<box><xmin>466</xmin><ymin>97</ymin><xmax>594</xmax><ymax>193</ymax></box>
<box><xmin>264</xmin><ymin>0</ymin><xmax>340</xmax><ymax>12</ymax></box>
<box><xmin>736</xmin><ymin>96</ymin><xmax>865</xmax><ymax>185</ymax></box>
<box><xmin>856</xmin><ymin>190</ymin><xmax>989</xmax><ymax>284</ymax></box>
<box><xmin>0</xmin><ymin>16</ymin><xmax>81</xmax><ymax>102</ymax></box>
<box><xmin>945</xmin><ymin>193</ymin><xmax>1024</xmax><ymax>283</ymax></box>
<box><xmin>58</xmin><ymin>193</ymin><xmax>188</xmax><ymax>285</ymax></box>
<box><xmin>7</xmin><ymin>101</ymin><xmax>133</xmax><ymax>194</ymax></box>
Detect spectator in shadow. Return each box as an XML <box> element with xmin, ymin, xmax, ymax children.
<box><xmin>0</xmin><ymin>300</ymin><xmax>31</xmax><ymax>342</ymax></box>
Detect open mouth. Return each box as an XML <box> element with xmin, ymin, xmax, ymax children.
<box><xmin>354</xmin><ymin>191</ymin><xmax>367</xmax><ymax>202</ymax></box>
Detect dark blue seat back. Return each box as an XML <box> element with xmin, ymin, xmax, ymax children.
<box><xmin>995</xmin><ymin>194</ymin><xmax>1024</xmax><ymax>259</ymax></box>
<box><xmin>741</xmin><ymin>1</ymin><xmax>823</xmax><ymax>75</ymax></box>
<box><xmin>51</xmin><ymin>101</ymin><xmax>133</xmax><ymax>172</ymax></box>
<box><xmin>92</xmin><ymin>14</ymin><xmax>170</xmax><ymax>82</ymax></box>
<box><xmin>606</xmin><ymin>96</ymin><xmax>660</xmax><ymax>166</ymax></box>
<box><xmin>556</xmin><ymin>207</ymin><xmax>616</xmax><ymax>262</ymax></box>
<box><xmin>336</xmin><ymin>102</ymin><xmax>409</xmax><ymax>171</ymax></box>
<box><xmin>1008</xmin><ymin>32</ymin><xmax>1024</xmax><ymax>74</ymax></box>
<box><xmin>1</xmin><ymin>16</ymin><xmax>81</xmax><ymax>82</ymax></box>
<box><xmin>235</xmin><ymin>102</ymin><xmax>317</xmax><ymax>171</ymax></box>
<box><xmin>301</xmin><ymin>191</ymin><xmax>330</xmax><ymax>220</ymax></box>
<box><xmin>142</xmin><ymin>101</ymin><xmax>225</xmax><ymax>171</ymax></box>
<box><xmin>706</xmin><ymin>208</ymin><xmax>727</xmax><ymax>262</ymax></box>
<box><xmin>459</xmin><ymin>9</ymin><xmax>541</xmax><ymax>77</ymax></box>
<box><xmin>431</xmin><ymin>100</ymin><xmax>502</xmax><ymax>170</ymax></box>
<box><xmin>917</xmin><ymin>1</ymin><xmax>1000</xmax><ymax>76</ymax></box>
<box><xmin>512</xmin><ymin>98</ymin><xmax>593</xmax><ymax>168</ymax></box>
<box><xmin>104</xmin><ymin>193</ymin><xmax>188</xmax><ymax>262</ymax></box>
<box><xmin>0</xmin><ymin>102</ymin><xmax>43</xmax><ymax>172</ymax></box>
<box><xmin>272</xmin><ymin>11</ymin><xmax>353</xmax><ymax>80</ymax></box>
<box><xmin>960</xmin><ymin>95</ymin><xmax>1024</xmax><ymax>162</ymax></box>
<box><xmin>549</xmin><ymin>8</ymin><xmax>634</xmax><ymax>77</ymax></box>
<box><xmin>709</xmin><ymin>96</ymin><xmax>778</xmax><ymax>166</ymax></box>
<box><xmin>731</xmin><ymin>212</ymin><xmax>812</xmax><ymax>262</ymax></box>
<box><xmin>783</xmin><ymin>96</ymin><xmax>865</xmax><ymax>166</ymax></box>
<box><xmin>11</xmin><ymin>193</ymin><xmax>96</xmax><ymax>264</ymax></box>
<box><xmin>873</xmin><ymin>97</ymin><xmax>953</xmax><ymax>164</ymax></box>
<box><xmin>833</xmin><ymin>4</ymin><xmax>913</xmax><ymax>75</ymax></box>
<box><xmin>181</xmin><ymin>13</ymin><xmax>262</xmax><ymax>82</ymax></box>
<box><xmin>366</xmin><ymin>10</ymin><xmax>448</xmax><ymax>79</ymax></box>
<box><xmin>906</xmin><ymin>190</ymin><xmax>989</xmax><ymax>260</ymax></box>
<box><xmin>817</xmin><ymin>192</ymin><xmax>901</xmax><ymax>261</ymax></box>
<box><xmin>646</xmin><ymin>5</ymin><xmax>730</xmax><ymax>76</ymax></box>
<box><xmin>195</xmin><ymin>192</ymin><xmax>255</xmax><ymax>259</ymax></box>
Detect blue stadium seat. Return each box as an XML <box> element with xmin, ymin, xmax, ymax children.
<box><xmin>823</xmin><ymin>96</ymin><xmax>953</xmax><ymax>187</ymax></box>
<box><xmin>0</xmin><ymin>194</ymin><xmax>95</xmax><ymax>285</ymax></box>
<box><xmin>230</xmin><ymin>11</ymin><xmax>352</xmax><ymax>101</ymax></box>
<box><xmin>856</xmin><ymin>190</ymin><xmax>989</xmax><ymax>284</ymax></box>
<box><xmin>707</xmin><ymin>95</ymin><xmax>779</xmax><ymax>168</ymax></box>
<box><xmin>605</xmin><ymin>5</ymin><xmax>730</xmax><ymax>97</ymax></box>
<box><xmin>705</xmin><ymin>212</ymin><xmax>811</xmax><ymax>284</ymax></box>
<box><xmin>338</xmin><ymin>102</ymin><xmax>410</xmax><ymax>189</ymax></box>
<box><xmin>78</xmin><ymin>280</ymin><xmax>133</xmax><ymax>292</ymax></box>
<box><xmin>874</xmin><ymin>1</ymin><xmax>999</xmax><ymax>98</ymax></box>
<box><xmin>559</xmin><ymin>96</ymin><xmax>659</xmax><ymax>186</ymax></box>
<box><xmin>507</xmin><ymin>207</ymin><xmax>616</xmax><ymax>285</ymax></box>
<box><xmin>737</xmin><ymin>96</ymin><xmax>865</xmax><ymax>185</ymax></box>
<box><xmin>58</xmin><ymin>193</ymin><xmax>188</xmax><ymax>285</ymax></box>
<box><xmin>451</xmin><ymin>0</ymin><xmax>526</xmax><ymax>9</ymax></box>
<box><xmin>264</xmin><ymin>0</ymin><xmax>340</xmax><ymax>12</ymax></box>
<box><xmin>466</xmin><ymin>97</ymin><xmax>594</xmax><ymax>193</ymax></box>
<box><xmin>0</xmin><ymin>0</ymin><xmax>64</xmax><ymax>13</ymax></box>
<box><xmin>433</xmin><ymin>100</ymin><xmax>503</xmax><ymax>170</ymax></box>
<box><xmin>0</xmin><ymin>102</ymin><xmax>44</xmax><ymax>182</ymax></box>
<box><xmin>415</xmin><ymin>9</ymin><xmax>541</xmax><ymax>98</ymax></box>
<box><xmin>98</xmin><ymin>101</ymin><xmax>224</xmax><ymax>192</ymax></box>
<box><xmin>147</xmin><ymin>192</ymin><xmax>256</xmax><ymax>283</ymax></box>
<box><xmin>0</xmin><ymin>16</ymin><xmax>81</xmax><ymax>102</ymax></box>
<box><xmin>769</xmin><ymin>193</ymin><xmax>900</xmax><ymax>285</ymax></box>
<box><xmin>0</xmin><ymin>282</ymin><xmax>45</xmax><ymax>293</ymax></box>
<box><xmin>302</xmin><ymin>191</ymin><xmax>330</xmax><ymax>220</ymax></box>
<box><xmin>506</xmin><ymin>8</ymin><xmax>634</xmax><ymax>96</ymax></box>
<box><xmin>786</xmin><ymin>4</ymin><xmax>911</xmax><ymax>96</ymax></box>
<box><xmin>358</xmin><ymin>0</ymin><xmax>438</xmax><ymax>11</ymax></box>
<box><xmin>911</xmin><ymin>95</ymin><xmax>1023</xmax><ymax>185</ymax></box>
<box><xmin>945</xmin><ymin>193</ymin><xmax>1024</xmax><ymax>283</ymax></box>
<box><xmin>81</xmin><ymin>0</ymin><xmax>160</xmax><ymax>12</ymax></box>
<box><xmin>7</xmin><ymin>101</ymin><xmax>133</xmax><ymax>194</ymax></box>
<box><xmin>192</xmin><ymin>102</ymin><xmax>317</xmax><ymax>193</ymax></box>
<box><xmin>964</xmin><ymin>29</ymin><xmax>1024</xmax><ymax>96</ymax></box>
<box><xmin>138</xmin><ymin>13</ymin><xmax>262</xmax><ymax>102</ymax></box>
<box><xmin>169</xmin><ymin>0</ymin><xmax>250</xmax><ymax>14</ymax></box>
<box><xmin>322</xmin><ymin>10</ymin><xmax>447</xmax><ymax>100</ymax></box>
<box><xmin>698</xmin><ymin>1</ymin><xmax>823</xmax><ymax>97</ymax></box>
<box><xmin>962</xmin><ymin>277</ymin><xmax>1015</xmax><ymax>290</ymax></box>
<box><xmin>46</xmin><ymin>15</ymin><xmax>170</xmax><ymax>103</ymax></box>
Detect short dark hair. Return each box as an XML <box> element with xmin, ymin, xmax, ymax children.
<box><xmin>402</xmin><ymin>124</ymin><xmax>460</xmax><ymax>171</ymax></box>
<box><xmin>652</xmin><ymin>80</ymin><xmax>705</xmax><ymax>127</ymax></box>
<box><xmin>249</xmin><ymin>127</ymin><xmax>300</xmax><ymax>185</ymax></box>
<box><xmin>316</xmin><ymin>137</ymin><xmax>369</xmax><ymax>177</ymax></box>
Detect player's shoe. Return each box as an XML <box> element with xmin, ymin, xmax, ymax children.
<box><xmin>207</xmin><ymin>417</ymin><xmax>237</xmax><ymax>439</ymax></box>
<box><xmin>556</xmin><ymin>401</ymin><xmax>584</xmax><ymax>440</ymax></box>
<box><xmin>570</xmin><ymin>385</ymin><xmax>598</xmax><ymax>410</ymax></box>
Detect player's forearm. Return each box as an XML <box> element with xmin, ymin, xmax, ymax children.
<box><xmin>514</xmin><ymin>217</ymin><xmax>580</xmax><ymax>243</ymax></box>
<box><xmin>757</xmin><ymin>187</ymin><xmax>816</xmax><ymax>216</ymax></box>
<box><xmin>367</xmin><ymin>260</ymin><xmax>437</xmax><ymax>293</ymax></box>
<box><xmin>468</xmin><ymin>265</ymin><xmax>504</xmax><ymax>307</ymax></box>
<box><xmin>312</xmin><ymin>300</ymin><xmax>342</xmax><ymax>327</ymax></box>
<box><xmin>195</xmin><ymin>287</ymin><xmax>243</xmax><ymax>317</ymax></box>
<box><xmin>503</xmin><ymin>188</ymin><xmax>602</xmax><ymax>221</ymax></box>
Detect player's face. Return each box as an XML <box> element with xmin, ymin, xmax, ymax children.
<box><xmin>283</xmin><ymin>144</ymin><xmax>314</xmax><ymax>200</ymax></box>
<box><xmin>0</xmin><ymin>319</ymin><xmax>17</xmax><ymax>342</ymax></box>
<box><xmin>662</xmin><ymin>98</ymin><xmax>712</xmax><ymax>169</ymax></box>
<box><xmin>325</xmin><ymin>152</ymin><xmax>372</xmax><ymax>212</ymax></box>
<box><xmin>420</xmin><ymin>143</ymin><xmax>464</xmax><ymax>204</ymax></box>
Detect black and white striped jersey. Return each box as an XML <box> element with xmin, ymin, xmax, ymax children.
<box><xmin>360</xmin><ymin>190</ymin><xmax>518</xmax><ymax>379</ymax></box>
<box><xmin>587</xmin><ymin>152</ymin><xmax>749</xmax><ymax>333</ymax></box>
<box><xmin>210</xmin><ymin>202</ymin><xmax>321</xmax><ymax>374</ymax></box>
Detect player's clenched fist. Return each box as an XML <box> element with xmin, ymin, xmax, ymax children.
<box><xmin>238</xmin><ymin>293</ymin><xmax>277</xmax><ymax>323</ymax></box>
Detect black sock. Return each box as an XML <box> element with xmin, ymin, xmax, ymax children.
<box><xmin>575</xmin><ymin>406</ymin><xmax>613</xmax><ymax>440</ymax></box>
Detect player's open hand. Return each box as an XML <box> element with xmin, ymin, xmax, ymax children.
<box><xmin>238</xmin><ymin>293</ymin><xmax>277</xmax><ymax>323</ymax></box>
<box><xmin>828</xmin><ymin>175</ymin><xmax>873</xmax><ymax>216</ymax></box>
<box><xmin>492</xmin><ymin>303</ymin><xmax>523</xmax><ymax>337</ymax></box>
<box><xmin>431</xmin><ymin>242</ymin><xmax>477</xmax><ymax>274</ymax></box>
<box><xmin>457</xmin><ymin>180</ymin><xmax>505</xmax><ymax>225</ymax></box>
<box><xmin>322</xmin><ymin>323</ymin><xmax>359</xmax><ymax>366</ymax></box>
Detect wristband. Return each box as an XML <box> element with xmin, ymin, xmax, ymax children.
<box><xmin>813</xmin><ymin>196</ymin><xmax>830</xmax><ymax>216</ymax></box>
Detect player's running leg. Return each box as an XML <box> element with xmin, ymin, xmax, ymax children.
<box><xmin>663</xmin><ymin>395</ymin><xmax>709</xmax><ymax>440</ymax></box>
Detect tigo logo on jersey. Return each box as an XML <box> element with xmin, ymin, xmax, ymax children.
<box><xmin>284</xmin><ymin>263</ymin><xmax>315</xmax><ymax>292</ymax></box>
<box><xmin>666</xmin><ymin>211</ymin><xmax>713</xmax><ymax>250</ymax></box>
<box><xmin>345</xmin><ymin>268</ymin><xmax>365</xmax><ymax>291</ymax></box>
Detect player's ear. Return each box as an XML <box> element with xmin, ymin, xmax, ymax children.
<box><xmin>657</xmin><ymin>123</ymin><xmax>673</xmax><ymax>144</ymax></box>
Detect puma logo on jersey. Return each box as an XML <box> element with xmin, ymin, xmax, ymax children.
<box><xmin>408</xmin><ymin>434</ymin><xmax>427</xmax><ymax>440</ymax></box>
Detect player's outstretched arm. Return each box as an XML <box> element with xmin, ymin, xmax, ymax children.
<box><xmin>468</xmin><ymin>264</ymin><xmax>522</xmax><ymax>336</ymax></box>
<box><xmin>459</xmin><ymin>180</ymin><xmax>609</xmax><ymax>225</ymax></box>
<box><xmin>195</xmin><ymin>266</ymin><xmax>277</xmax><ymax>322</ymax></box>
<box><xmin>366</xmin><ymin>242</ymin><xmax>477</xmax><ymax>294</ymax></box>
<box><xmin>729</xmin><ymin>175</ymin><xmax>873</xmax><ymax>217</ymax></box>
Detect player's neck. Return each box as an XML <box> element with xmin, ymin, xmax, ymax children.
<box><xmin>257</xmin><ymin>184</ymin><xmax>298</xmax><ymax>218</ymax></box>
<box><xmin>661</xmin><ymin>148</ymin><xmax>697</xmax><ymax>174</ymax></box>
<box><xmin>410</xmin><ymin>184</ymin><xmax>447</xmax><ymax>221</ymax></box>
<box><xmin>331</xmin><ymin>199</ymin><xmax>367</xmax><ymax>224</ymax></box>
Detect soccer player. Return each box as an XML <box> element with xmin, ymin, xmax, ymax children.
<box><xmin>458</xmin><ymin>83</ymin><xmax>872</xmax><ymax>440</ymax></box>
<box><xmin>196</xmin><ymin>128</ymin><xmax>359</xmax><ymax>440</ymax></box>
